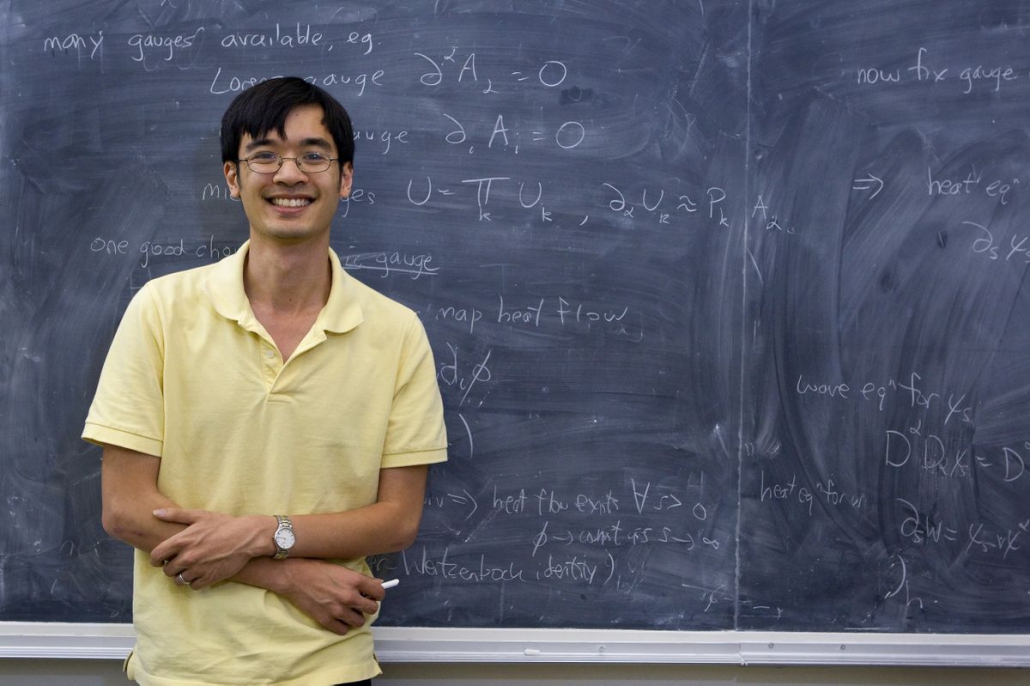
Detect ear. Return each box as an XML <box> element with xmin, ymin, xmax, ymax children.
<box><xmin>339</xmin><ymin>162</ymin><xmax>354</xmax><ymax>199</ymax></box>
<box><xmin>224</xmin><ymin>161</ymin><xmax>241</xmax><ymax>199</ymax></box>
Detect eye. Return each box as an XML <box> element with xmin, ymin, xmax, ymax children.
<box><xmin>249</xmin><ymin>151</ymin><xmax>279</xmax><ymax>163</ymax></box>
<box><xmin>300</xmin><ymin>152</ymin><xmax>330</xmax><ymax>163</ymax></box>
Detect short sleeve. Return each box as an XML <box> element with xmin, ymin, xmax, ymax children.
<box><xmin>82</xmin><ymin>284</ymin><xmax>166</xmax><ymax>457</ymax></box>
<box><xmin>381</xmin><ymin>313</ymin><xmax>448</xmax><ymax>468</ymax></box>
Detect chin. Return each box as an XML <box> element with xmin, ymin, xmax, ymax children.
<box><xmin>258</xmin><ymin>226</ymin><xmax>325</xmax><ymax>242</ymax></box>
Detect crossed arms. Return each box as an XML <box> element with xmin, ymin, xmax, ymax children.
<box><xmin>101</xmin><ymin>444</ymin><xmax>428</xmax><ymax>635</ymax></box>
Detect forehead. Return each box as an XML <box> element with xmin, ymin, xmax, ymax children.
<box><xmin>239</xmin><ymin>104</ymin><xmax>334</xmax><ymax>150</ymax></box>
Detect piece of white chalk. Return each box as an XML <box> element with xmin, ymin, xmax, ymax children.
<box><xmin>381</xmin><ymin>579</ymin><xmax>400</xmax><ymax>589</ymax></box>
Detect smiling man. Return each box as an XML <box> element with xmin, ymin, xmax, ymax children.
<box><xmin>83</xmin><ymin>77</ymin><xmax>447</xmax><ymax>686</ymax></box>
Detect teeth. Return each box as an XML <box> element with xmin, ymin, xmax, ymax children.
<box><xmin>270</xmin><ymin>198</ymin><xmax>311</xmax><ymax>207</ymax></box>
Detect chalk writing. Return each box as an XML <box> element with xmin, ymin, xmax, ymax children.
<box><xmin>138</xmin><ymin>239</ymin><xmax>187</xmax><ymax>268</ymax></box>
<box><xmin>87</xmin><ymin>236</ymin><xmax>240</xmax><ymax>267</ymax></box>
<box><xmin>340</xmin><ymin>251</ymin><xmax>436</xmax><ymax>279</ymax></box>
<box><xmin>128</xmin><ymin>28</ymin><xmax>204</xmax><ymax>67</ymax></box>
<box><xmin>862</xmin><ymin>47</ymin><xmax>1020</xmax><ymax>94</ymax></box>
<box><xmin>796</xmin><ymin>375</ymin><xmax>850</xmax><ymax>398</ymax></box>
<box><xmin>209</xmin><ymin>67</ymin><xmax>385</xmax><ymax>96</ymax></box>
<box><xmin>401</xmin><ymin>547</ymin><xmax>526</xmax><ymax>583</ymax></box>
<box><xmin>90</xmin><ymin>238</ymin><xmax>129</xmax><ymax>256</ymax></box>
<box><xmin>435</xmin><ymin>304</ymin><xmax>483</xmax><ymax>334</ymax></box>
<box><xmin>606</xmin><ymin>182</ymin><xmax>730</xmax><ymax>228</ymax></box>
<box><xmin>353</xmin><ymin>129</ymin><xmax>408</xmax><ymax>155</ymax></box>
<box><xmin>438</xmin><ymin>344</ymin><xmax>494</xmax><ymax>406</ymax></box>
<box><xmin>44</xmin><ymin>31</ymin><xmax>104</xmax><ymax>60</ymax></box>
<box><xmin>959</xmin><ymin>63</ymin><xmax>1018</xmax><ymax>94</ymax></box>
<box><xmin>531</xmin><ymin>520</ymin><xmax>702</xmax><ymax>558</ymax></box>
<box><xmin>751</xmin><ymin>195</ymin><xmax>798</xmax><ymax>235</ymax></box>
<box><xmin>898</xmin><ymin>498</ymin><xmax>959</xmax><ymax>545</ymax></box>
<box><xmin>201</xmin><ymin>183</ymin><xmax>237</xmax><ymax>202</ymax></box>
<box><xmin>965</xmin><ymin>522</ymin><xmax>1022</xmax><ymax>559</ymax></box>
<box><xmin>540</xmin><ymin>554</ymin><xmax>600</xmax><ymax>584</ymax></box>
<box><xmin>908</xmin><ymin>47</ymin><xmax>949</xmax><ymax>83</ymax></box>
<box><xmin>492</xmin><ymin>487</ymin><xmax>528</xmax><ymax>515</ymax></box>
<box><xmin>415</xmin><ymin>48</ymin><xmax>567</xmax><ymax>95</ymax></box>
<box><xmin>856</xmin><ymin>66</ymin><xmax>901</xmax><ymax>85</ymax></box>
<box><xmin>973</xmin><ymin>444</ymin><xmax>1029</xmax><ymax>482</ymax></box>
<box><xmin>422</xmin><ymin>489</ymin><xmax>479</xmax><ymax>519</ymax></box>
<box><xmin>486</xmin><ymin>295</ymin><xmax>643</xmax><ymax>339</ymax></box>
<box><xmin>759</xmin><ymin>471</ymin><xmax>815</xmax><ymax>515</ymax></box>
<box><xmin>898</xmin><ymin>494</ymin><xmax>1025</xmax><ymax>560</ymax></box>
<box><xmin>338</xmin><ymin>188</ymin><xmax>376</xmax><ymax>217</ymax></box>
<box><xmin>759</xmin><ymin>472</ymin><xmax>871</xmax><ymax>517</ymax></box>
<box><xmin>884</xmin><ymin>426</ymin><xmax>971</xmax><ymax>478</ymax></box>
<box><xmin>814</xmin><ymin>479</ymin><xmax>867</xmax><ymax>512</ymax></box>
<box><xmin>965</xmin><ymin>220</ymin><xmax>1030</xmax><ymax>265</ymax></box>
<box><xmin>135</xmin><ymin>237</ymin><xmax>240</xmax><ymax>268</ymax></box>
<box><xmin>798</xmin><ymin>370</ymin><xmax>973</xmax><ymax>425</ymax></box>
<box><xmin>439</xmin><ymin>112</ymin><xmax>584</xmax><ymax>154</ymax></box>
<box><xmin>852</xmin><ymin>173</ymin><xmax>884</xmax><ymax>198</ymax></box>
<box><xmin>881</xmin><ymin>554</ymin><xmax>924</xmax><ymax>610</ymax></box>
<box><xmin>927</xmin><ymin>167</ymin><xmax>1015</xmax><ymax>204</ymax></box>
<box><xmin>219</xmin><ymin>23</ymin><xmax>323</xmax><ymax>49</ymax></box>
<box><xmin>497</xmin><ymin>295</ymin><xmax>543</xmax><ymax>328</ymax></box>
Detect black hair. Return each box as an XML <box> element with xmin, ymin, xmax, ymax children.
<box><xmin>220</xmin><ymin>77</ymin><xmax>355</xmax><ymax>169</ymax></box>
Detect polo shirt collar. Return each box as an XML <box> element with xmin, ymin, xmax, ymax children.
<box><xmin>204</xmin><ymin>240</ymin><xmax>364</xmax><ymax>336</ymax></box>
<box><xmin>321</xmin><ymin>248</ymin><xmax>365</xmax><ymax>334</ymax></box>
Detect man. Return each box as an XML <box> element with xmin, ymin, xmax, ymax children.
<box><xmin>83</xmin><ymin>77</ymin><xmax>447</xmax><ymax>685</ymax></box>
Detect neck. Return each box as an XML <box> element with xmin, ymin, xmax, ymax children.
<box><xmin>243</xmin><ymin>234</ymin><xmax>332</xmax><ymax>314</ymax></box>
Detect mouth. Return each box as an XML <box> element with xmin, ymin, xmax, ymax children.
<box><xmin>267</xmin><ymin>197</ymin><xmax>313</xmax><ymax>208</ymax></box>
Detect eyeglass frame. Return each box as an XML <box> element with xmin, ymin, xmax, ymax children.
<box><xmin>235</xmin><ymin>151</ymin><xmax>341</xmax><ymax>174</ymax></box>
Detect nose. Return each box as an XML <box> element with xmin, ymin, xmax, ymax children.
<box><xmin>273</xmin><ymin>157</ymin><xmax>308</xmax><ymax>183</ymax></box>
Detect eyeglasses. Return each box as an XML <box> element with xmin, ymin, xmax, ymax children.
<box><xmin>237</xmin><ymin>151</ymin><xmax>338</xmax><ymax>174</ymax></box>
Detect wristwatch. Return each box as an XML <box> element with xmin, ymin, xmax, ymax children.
<box><xmin>272</xmin><ymin>515</ymin><xmax>295</xmax><ymax>560</ymax></box>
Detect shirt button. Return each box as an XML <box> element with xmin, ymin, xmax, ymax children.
<box><xmin>265</xmin><ymin>349</ymin><xmax>275</xmax><ymax>359</ymax></box>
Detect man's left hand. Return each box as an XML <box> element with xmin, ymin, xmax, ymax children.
<box><xmin>150</xmin><ymin>509</ymin><xmax>271</xmax><ymax>589</ymax></box>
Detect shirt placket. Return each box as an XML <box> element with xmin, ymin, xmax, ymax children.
<box><xmin>260</xmin><ymin>340</ymin><xmax>283</xmax><ymax>392</ymax></box>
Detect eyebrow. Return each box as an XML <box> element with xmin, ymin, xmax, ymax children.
<box><xmin>244</xmin><ymin>136</ymin><xmax>334</xmax><ymax>153</ymax></box>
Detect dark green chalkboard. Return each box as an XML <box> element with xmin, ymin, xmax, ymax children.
<box><xmin>2</xmin><ymin>0</ymin><xmax>1029</xmax><ymax>636</ymax></box>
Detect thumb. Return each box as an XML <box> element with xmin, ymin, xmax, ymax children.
<box><xmin>152</xmin><ymin>507</ymin><xmax>204</xmax><ymax>524</ymax></box>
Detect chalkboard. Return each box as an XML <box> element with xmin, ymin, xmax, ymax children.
<box><xmin>2</xmin><ymin>0</ymin><xmax>1030</xmax><ymax>642</ymax></box>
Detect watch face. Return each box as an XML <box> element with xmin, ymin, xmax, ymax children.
<box><xmin>275</xmin><ymin>528</ymin><xmax>296</xmax><ymax>549</ymax></box>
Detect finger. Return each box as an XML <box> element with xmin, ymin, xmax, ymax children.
<box><xmin>325</xmin><ymin>600</ymin><xmax>367</xmax><ymax>627</ymax></box>
<box><xmin>358</xmin><ymin>589</ymin><xmax>383</xmax><ymax>609</ymax></box>
<box><xmin>358</xmin><ymin>582</ymin><xmax>385</xmax><ymax>603</ymax></box>
<box><xmin>353</xmin><ymin>574</ymin><xmax>385</xmax><ymax>601</ymax></box>
<box><xmin>151</xmin><ymin>551</ymin><xmax>176</xmax><ymax>571</ymax></box>
<box><xmin>150</xmin><ymin>542</ymin><xmax>169</xmax><ymax>566</ymax></box>
<box><xmin>151</xmin><ymin>547</ymin><xmax>180</xmax><ymax>567</ymax></box>
<box><xmin>343</xmin><ymin>589</ymin><xmax>379</xmax><ymax>615</ymax></box>
<box><xmin>150</xmin><ymin>537</ymin><xmax>184</xmax><ymax>566</ymax></box>
<box><xmin>152</xmin><ymin>508</ymin><xmax>204</xmax><ymax>524</ymax></box>
<box><xmin>319</xmin><ymin>617</ymin><xmax>350</xmax><ymax>636</ymax></box>
<box><xmin>188</xmin><ymin>573</ymin><xmax>215</xmax><ymax>590</ymax></box>
<box><xmin>174</xmin><ymin>572</ymin><xmax>191</xmax><ymax>587</ymax></box>
<box><xmin>162</xmin><ymin>560</ymin><xmax>193</xmax><ymax>579</ymax></box>
<box><xmin>337</xmin><ymin>607</ymin><xmax>368</xmax><ymax>628</ymax></box>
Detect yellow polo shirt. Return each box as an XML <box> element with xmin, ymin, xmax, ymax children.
<box><xmin>83</xmin><ymin>241</ymin><xmax>447</xmax><ymax>686</ymax></box>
